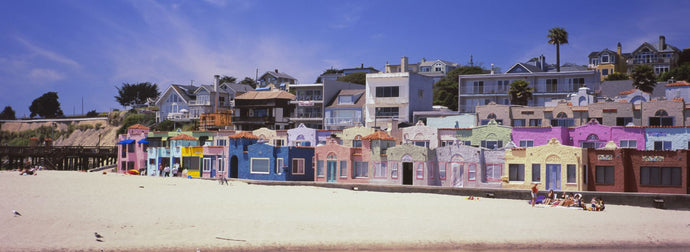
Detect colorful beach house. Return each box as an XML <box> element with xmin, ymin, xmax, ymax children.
<box><xmin>402</xmin><ymin>121</ymin><xmax>438</xmax><ymax>148</ymax></box>
<box><xmin>512</xmin><ymin>126</ymin><xmax>570</xmax><ymax>147</ymax></box>
<box><xmin>470</xmin><ymin>119</ymin><xmax>512</xmax><ymax>149</ymax></box>
<box><xmin>503</xmin><ymin>138</ymin><xmax>588</xmax><ymax>192</ymax></box>
<box><xmin>287</xmin><ymin>123</ymin><xmax>316</xmax><ymax>147</ymax></box>
<box><xmin>433</xmin><ymin>144</ymin><xmax>481</xmax><ymax>188</ymax></box>
<box><xmin>645</xmin><ymin>127</ymin><xmax>690</xmax><ymax>150</ymax></box>
<box><xmin>569</xmin><ymin>119</ymin><xmax>645</xmax><ymax>149</ymax></box>
<box><xmin>314</xmin><ymin>136</ymin><xmax>362</xmax><ymax>183</ymax></box>
<box><xmin>227</xmin><ymin>131</ymin><xmax>315</xmax><ymax>181</ymax></box>
<box><xmin>337</xmin><ymin>125</ymin><xmax>374</xmax><ymax>148</ymax></box>
<box><xmin>358</xmin><ymin>131</ymin><xmax>396</xmax><ymax>184</ymax></box>
<box><xmin>116</xmin><ymin>124</ymin><xmax>150</xmax><ymax>174</ymax></box>
<box><xmin>587</xmin><ymin>143</ymin><xmax>688</xmax><ymax>194</ymax></box>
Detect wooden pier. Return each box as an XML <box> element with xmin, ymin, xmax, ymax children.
<box><xmin>0</xmin><ymin>146</ymin><xmax>117</xmax><ymax>170</ymax></box>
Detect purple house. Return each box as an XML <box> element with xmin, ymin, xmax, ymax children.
<box><xmin>116</xmin><ymin>124</ymin><xmax>150</xmax><ymax>174</ymax></box>
<box><xmin>569</xmin><ymin>119</ymin><xmax>645</xmax><ymax>149</ymax></box>
<box><xmin>511</xmin><ymin>126</ymin><xmax>569</xmax><ymax>148</ymax></box>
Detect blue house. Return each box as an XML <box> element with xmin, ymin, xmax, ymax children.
<box><xmin>228</xmin><ymin>131</ymin><xmax>314</xmax><ymax>181</ymax></box>
<box><xmin>645</xmin><ymin>127</ymin><xmax>690</xmax><ymax>150</ymax></box>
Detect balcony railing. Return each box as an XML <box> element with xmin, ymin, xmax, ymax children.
<box><xmin>324</xmin><ymin>117</ymin><xmax>362</xmax><ymax>127</ymax></box>
<box><xmin>166</xmin><ymin>113</ymin><xmax>199</xmax><ymax>121</ymax></box>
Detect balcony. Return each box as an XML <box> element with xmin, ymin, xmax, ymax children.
<box><xmin>166</xmin><ymin>112</ymin><xmax>199</xmax><ymax>122</ymax></box>
<box><xmin>290</xmin><ymin>112</ymin><xmax>323</xmax><ymax>121</ymax></box>
<box><xmin>324</xmin><ymin>116</ymin><xmax>361</xmax><ymax>128</ymax></box>
<box><xmin>189</xmin><ymin>100</ymin><xmax>211</xmax><ymax>106</ymax></box>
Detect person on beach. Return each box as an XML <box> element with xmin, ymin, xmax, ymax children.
<box><xmin>530</xmin><ymin>183</ymin><xmax>538</xmax><ymax>207</ymax></box>
<box><xmin>164</xmin><ymin>166</ymin><xmax>170</xmax><ymax>177</ymax></box>
<box><xmin>543</xmin><ymin>189</ymin><xmax>556</xmax><ymax>205</ymax></box>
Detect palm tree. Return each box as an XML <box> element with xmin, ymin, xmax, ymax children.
<box><xmin>547</xmin><ymin>27</ymin><xmax>569</xmax><ymax>72</ymax></box>
<box><xmin>509</xmin><ymin>80</ymin><xmax>534</xmax><ymax>106</ymax></box>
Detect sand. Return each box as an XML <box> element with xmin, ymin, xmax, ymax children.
<box><xmin>1</xmin><ymin>171</ymin><xmax>689</xmax><ymax>251</ymax></box>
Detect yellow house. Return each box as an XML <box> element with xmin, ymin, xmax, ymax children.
<box><xmin>181</xmin><ymin>146</ymin><xmax>204</xmax><ymax>177</ymax></box>
<box><xmin>503</xmin><ymin>138</ymin><xmax>587</xmax><ymax>192</ymax></box>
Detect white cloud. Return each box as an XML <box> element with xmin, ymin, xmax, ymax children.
<box><xmin>29</xmin><ymin>68</ymin><xmax>65</xmax><ymax>82</ymax></box>
<box><xmin>15</xmin><ymin>37</ymin><xmax>80</xmax><ymax>69</ymax></box>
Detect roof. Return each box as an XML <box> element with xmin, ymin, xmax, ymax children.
<box><xmin>128</xmin><ymin>124</ymin><xmax>150</xmax><ymax>130</ymax></box>
<box><xmin>261</xmin><ymin>71</ymin><xmax>297</xmax><ymax>81</ymax></box>
<box><xmin>229</xmin><ymin>131</ymin><xmax>260</xmax><ymax>139</ymax></box>
<box><xmin>506</xmin><ymin>63</ymin><xmax>543</xmax><ymax>73</ymax></box>
<box><xmin>234</xmin><ymin>90</ymin><xmax>296</xmax><ymax>100</ymax></box>
<box><xmin>326</xmin><ymin>89</ymin><xmax>365</xmax><ymax>109</ymax></box>
<box><xmin>223</xmin><ymin>83</ymin><xmax>254</xmax><ymax>93</ymax></box>
<box><xmin>170</xmin><ymin>134</ymin><xmax>196</xmax><ymax>141</ymax></box>
<box><xmin>155</xmin><ymin>84</ymin><xmax>196</xmax><ymax>105</ymax></box>
<box><xmin>419</xmin><ymin>59</ymin><xmax>459</xmax><ymax>67</ymax></box>
<box><xmin>362</xmin><ymin>131</ymin><xmax>395</xmax><ymax>141</ymax></box>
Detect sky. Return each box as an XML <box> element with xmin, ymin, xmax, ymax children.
<box><xmin>1</xmin><ymin>0</ymin><xmax>689</xmax><ymax>118</ymax></box>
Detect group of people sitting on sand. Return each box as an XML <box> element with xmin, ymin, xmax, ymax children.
<box><xmin>18</xmin><ymin>166</ymin><xmax>41</xmax><ymax>176</ymax></box>
<box><xmin>539</xmin><ymin>189</ymin><xmax>605</xmax><ymax>211</ymax></box>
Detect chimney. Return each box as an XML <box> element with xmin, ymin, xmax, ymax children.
<box><xmin>213</xmin><ymin>75</ymin><xmax>220</xmax><ymax>113</ymax></box>
<box><xmin>401</xmin><ymin>56</ymin><xmax>408</xmax><ymax>73</ymax></box>
<box><xmin>421</xmin><ymin>58</ymin><xmax>426</xmax><ymax>63</ymax></box>
<box><xmin>274</xmin><ymin>69</ymin><xmax>279</xmax><ymax>73</ymax></box>
<box><xmin>490</xmin><ymin>63</ymin><xmax>495</xmax><ymax>75</ymax></box>
<box><xmin>659</xmin><ymin>35</ymin><xmax>666</xmax><ymax>50</ymax></box>
<box><xmin>361</xmin><ymin>63</ymin><xmax>364</xmax><ymax>69</ymax></box>
<box><xmin>617</xmin><ymin>42</ymin><xmax>622</xmax><ymax>55</ymax></box>
<box><xmin>539</xmin><ymin>55</ymin><xmax>546</xmax><ymax>71</ymax></box>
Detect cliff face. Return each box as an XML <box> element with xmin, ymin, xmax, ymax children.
<box><xmin>1</xmin><ymin>119</ymin><xmax>120</xmax><ymax>147</ymax></box>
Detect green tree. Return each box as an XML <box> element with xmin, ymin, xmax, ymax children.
<box><xmin>631</xmin><ymin>65</ymin><xmax>657</xmax><ymax>93</ymax></box>
<box><xmin>509</xmin><ymin>80</ymin><xmax>534</xmax><ymax>106</ymax></box>
<box><xmin>0</xmin><ymin>106</ymin><xmax>16</xmax><ymax>120</ymax></box>
<box><xmin>86</xmin><ymin>110</ymin><xmax>99</xmax><ymax>117</ymax></box>
<box><xmin>659</xmin><ymin>63</ymin><xmax>690</xmax><ymax>82</ymax></box>
<box><xmin>678</xmin><ymin>48</ymin><xmax>690</xmax><ymax>66</ymax></box>
<box><xmin>433</xmin><ymin>66</ymin><xmax>486</xmax><ymax>111</ymax></box>
<box><xmin>116</xmin><ymin>112</ymin><xmax>155</xmax><ymax>135</ymax></box>
<box><xmin>219</xmin><ymin>75</ymin><xmax>236</xmax><ymax>84</ymax></box>
<box><xmin>547</xmin><ymin>27</ymin><xmax>569</xmax><ymax>72</ymax></box>
<box><xmin>115</xmin><ymin>82</ymin><xmax>160</xmax><ymax>109</ymax></box>
<box><xmin>605</xmin><ymin>72</ymin><xmax>630</xmax><ymax>81</ymax></box>
<box><xmin>336</xmin><ymin>72</ymin><xmax>366</xmax><ymax>85</ymax></box>
<box><xmin>239</xmin><ymin>77</ymin><xmax>258</xmax><ymax>89</ymax></box>
<box><xmin>29</xmin><ymin>92</ymin><xmax>64</xmax><ymax>118</ymax></box>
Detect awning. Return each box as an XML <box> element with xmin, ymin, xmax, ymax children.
<box><xmin>137</xmin><ymin>139</ymin><xmax>149</xmax><ymax>144</ymax></box>
<box><xmin>117</xmin><ymin>139</ymin><xmax>135</xmax><ymax>145</ymax></box>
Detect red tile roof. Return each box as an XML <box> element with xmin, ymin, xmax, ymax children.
<box><xmin>229</xmin><ymin>131</ymin><xmax>260</xmax><ymax>139</ymax></box>
<box><xmin>665</xmin><ymin>81</ymin><xmax>690</xmax><ymax>87</ymax></box>
<box><xmin>128</xmin><ymin>124</ymin><xmax>150</xmax><ymax>130</ymax></box>
<box><xmin>170</xmin><ymin>134</ymin><xmax>196</xmax><ymax>141</ymax></box>
<box><xmin>362</xmin><ymin>131</ymin><xmax>395</xmax><ymax>141</ymax></box>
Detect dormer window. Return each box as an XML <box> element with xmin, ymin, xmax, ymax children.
<box><xmin>338</xmin><ymin>95</ymin><xmax>354</xmax><ymax>104</ymax></box>
<box><xmin>601</xmin><ymin>54</ymin><xmax>610</xmax><ymax>63</ymax></box>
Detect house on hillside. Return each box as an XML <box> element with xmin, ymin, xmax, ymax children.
<box><xmin>257</xmin><ymin>69</ymin><xmax>297</xmax><ymax>90</ymax></box>
<box><xmin>233</xmin><ymin>90</ymin><xmax>295</xmax><ymax>130</ymax></box>
<box><xmin>324</xmin><ymin>89</ymin><xmax>366</xmax><ymax>130</ymax></box>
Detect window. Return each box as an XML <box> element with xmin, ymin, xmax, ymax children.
<box><xmin>595</xmin><ymin>166</ymin><xmax>614</xmax><ymax>184</ymax></box>
<box><xmin>616</xmin><ymin>117</ymin><xmax>633</xmax><ymax>126</ymax></box>
<box><xmin>418</xmin><ymin>90</ymin><xmax>424</xmax><ymax>99</ymax></box>
<box><xmin>551</xmin><ymin>117</ymin><xmax>574</xmax><ymax>127</ymax></box>
<box><xmin>601</xmin><ymin>54</ymin><xmax>610</xmax><ymax>63</ymax></box>
<box><xmin>416</xmin><ymin>162</ymin><xmax>424</xmax><ymax>179</ymax></box>
<box><xmin>338</xmin><ymin>95</ymin><xmax>354</xmax><ymax>104</ymax></box>
<box><xmin>216</xmin><ymin>139</ymin><xmax>227</xmax><ymax>146</ymax></box>
<box><xmin>276</xmin><ymin>158</ymin><xmax>284</xmax><ymax>175</ymax></box>
<box><xmin>463</xmin><ymin>140</ymin><xmax>472</xmax><ymax>146</ymax></box>
<box><xmin>352</xmin><ymin>135</ymin><xmax>362</xmax><ymax>148</ymax></box>
<box><xmin>374</xmin><ymin>162</ymin><xmax>387</xmax><ymax>178</ymax></box>
<box><xmin>203</xmin><ymin>158</ymin><xmax>212</xmax><ymax>172</ymax></box>
<box><xmin>149</xmin><ymin>158</ymin><xmax>155</xmax><ymax>165</ymax></box>
<box><xmin>468</xmin><ymin>164</ymin><xmax>476</xmax><ymax>181</ymax></box>
<box><xmin>532</xmin><ymin>164</ymin><xmax>541</xmax><ymax>182</ymax></box>
<box><xmin>589</xmin><ymin>118</ymin><xmax>603</xmax><ymax>124</ymax></box>
<box><xmin>654</xmin><ymin>141</ymin><xmax>672</xmax><ymax>150</ymax></box>
<box><xmin>640</xmin><ymin>167</ymin><xmax>681</xmax><ymax>186</ymax></box>
<box><xmin>473</xmin><ymin>81</ymin><xmax>484</xmax><ymax>93</ymax></box>
<box><xmin>602</xmin><ymin>69</ymin><xmax>609</xmax><ymax>76</ymax></box>
<box><xmin>375</xmin><ymin>107</ymin><xmax>399</xmax><ymax>117</ymax></box>
<box><xmin>546</xmin><ymin>79</ymin><xmax>558</xmax><ymax>92</ymax></box>
<box><xmin>413</xmin><ymin>141</ymin><xmax>429</xmax><ymax>148</ymax></box>
<box><xmin>620</xmin><ymin>140</ymin><xmax>637</xmax><ymax>148</ymax></box>
<box><xmin>340</xmin><ymin>160</ymin><xmax>348</xmax><ymax>177</ymax></box>
<box><xmin>127</xmin><ymin>142</ymin><xmax>135</xmax><ymax>153</ymax></box>
<box><xmin>519</xmin><ymin>140</ymin><xmax>534</xmax><ymax>147</ymax></box>
<box><xmin>497</xmin><ymin>80</ymin><xmax>509</xmax><ymax>92</ymax></box>
<box><xmin>251</xmin><ymin>158</ymin><xmax>270</xmax><ymax>174</ymax></box>
<box><xmin>391</xmin><ymin>162</ymin><xmax>398</xmax><ymax>179</ymax></box>
<box><xmin>485</xmin><ymin>164</ymin><xmax>502</xmax><ymax>181</ymax></box>
<box><xmin>513</xmin><ymin>119</ymin><xmax>526</xmax><ymax>127</ymax></box>
<box><xmin>354</xmin><ymin>161</ymin><xmax>368</xmax><ymax>178</ymax></box>
<box><xmin>291</xmin><ymin>158</ymin><xmax>305</xmax><ymax>175</ymax></box>
<box><xmin>481</xmin><ymin>140</ymin><xmax>503</xmax><ymax>149</ymax></box>
<box><xmin>509</xmin><ymin>164</ymin><xmax>524</xmax><ymax>181</ymax></box>
<box><xmin>567</xmin><ymin>164</ymin><xmax>576</xmax><ymax>183</ymax></box>
<box><xmin>375</xmin><ymin>86</ymin><xmax>399</xmax><ymax>97</ymax></box>
<box><xmin>481</xmin><ymin>119</ymin><xmax>503</xmax><ymax>125</ymax></box>
<box><xmin>274</xmin><ymin>139</ymin><xmax>284</xmax><ymax>147</ymax></box>
<box><xmin>569</xmin><ymin>78</ymin><xmax>585</xmax><ymax>90</ymax></box>
<box><xmin>317</xmin><ymin>160</ymin><xmax>325</xmax><ymax>177</ymax></box>
<box><xmin>529</xmin><ymin>119</ymin><xmax>542</xmax><ymax>126</ymax></box>
<box><xmin>438</xmin><ymin>163</ymin><xmax>446</xmax><ymax>180</ymax></box>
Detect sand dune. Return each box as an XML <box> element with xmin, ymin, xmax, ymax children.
<box><xmin>1</xmin><ymin>170</ymin><xmax>689</xmax><ymax>251</ymax></box>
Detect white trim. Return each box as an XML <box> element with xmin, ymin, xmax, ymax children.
<box><xmin>276</xmin><ymin>158</ymin><xmax>284</xmax><ymax>175</ymax></box>
<box><xmin>217</xmin><ymin>158</ymin><xmax>225</xmax><ymax>172</ymax></box>
<box><xmin>250</xmin><ymin>158</ymin><xmax>271</xmax><ymax>174</ymax></box>
<box><xmin>203</xmin><ymin>158</ymin><xmax>212</xmax><ymax>172</ymax></box>
<box><xmin>292</xmin><ymin>158</ymin><xmax>305</xmax><ymax>175</ymax></box>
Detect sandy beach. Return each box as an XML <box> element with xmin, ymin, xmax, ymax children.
<box><xmin>1</xmin><ymin>170</ymin><xmax>689</xmax><ymax>251</ymax></box>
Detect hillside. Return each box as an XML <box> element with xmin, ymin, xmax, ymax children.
<box><xmin>1</xmin><ymin>118</ymin><xmax>122</xmax><ymax>147</ymax></box>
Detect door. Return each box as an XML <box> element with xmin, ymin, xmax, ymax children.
<box><xmin>452</xmin><ymin>163</ymin><xmax>463</xmax><ymax>187</ymax></box>
<box><xmin>402</xmin><ymin>162</ymin><xmax>413</xmax><ymax>185</ymax></box>
<box><xmin>546</xmin><ymin>164</ymin><xmax>561</xmax><ymax>191</ymax></box>
<box><xmin>230</xmin><ymin>156</ymin><xmax>239</xmax><ymax>178</ymax></box>
<box><xmin>327</xmin><ymin>160</ymin><xmax>337</xmax><ymax>182</ymax></box>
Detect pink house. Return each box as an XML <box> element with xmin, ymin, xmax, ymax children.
<box><xmin>116</xmin><ymin>124</ymin><xmax>150</xmax><ymax>174</ymax></box>
<box><xmin>569</xmin><ymin>119</ymin><xmax>645</xmax><ymax>149</ymax></box>
<box><xmin>511</xmin><ymin>126</ymin><xmax>570</xmax><ymax>148</ymax></box>
<box><xmin>314</xmin><ymin>137</ymin><xmax>363</xmax><ymax>183</ymax></box>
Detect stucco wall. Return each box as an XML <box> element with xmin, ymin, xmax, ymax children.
<box><xmin>287</xmin><ymin>124</ymin><xmax>317</xmax><ymax>146</ymax></box>
<box><xmin>645</xmin><ymin>127</ymin><xmax>690</xmax><ymax>150</ymax></box>
<box><xmin>512</xmin><ymin>126</ymin><xmax>569</xmax><ymax>147</ymax></box>
<box><xmin>401</xmin><ymin>121</ymin><xmax>438</xmax><ymax>148</ymax></box>
<box><xmin>470</xmin><ymin>120</ymin><xmax>512</xmax><ymax>148</ymax></box>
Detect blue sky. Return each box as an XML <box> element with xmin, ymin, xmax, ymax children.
<box><xmin>1</xmin><ymin>0</ymin><xmax>689</xmax><ymax>118</ymax></box>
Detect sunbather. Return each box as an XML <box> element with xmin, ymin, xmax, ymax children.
<box><xmin>543</xmin><ymin>190</ymin><xmax>556</xmax><ymax>205</ymax></box>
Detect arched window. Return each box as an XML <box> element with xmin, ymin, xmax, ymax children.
<box><xmin>557</xmin><ymin>112</ymin><xmax>568</xmax><ymax>118</ymax></box>
<box><xmin>487</xmin><ymin>113</ymin><xmax>496</xmax><ymax>119</ymax></box>
<box><xmin>586</xmin><ymin>134</ymin><xmax>599</xmax><ymax>141</ymax></box>
<box><xmin>352</xmin><ymin>135</ymin><xmax>362</xmax><ymax>148</ymax></box>
<box><xmin>327</xmin><ymin>153</ymin><xmax>337</xmax><ymax>160</ymax></box>
<box><xmin>650</xmin><ymin>109</ymin><xmax>673</xmax><ymax>126</ymax></box>
<box><xmin>655</xmin><ymin>110</ymin><xmax>668</xmax><ymax>117</ymax></box>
